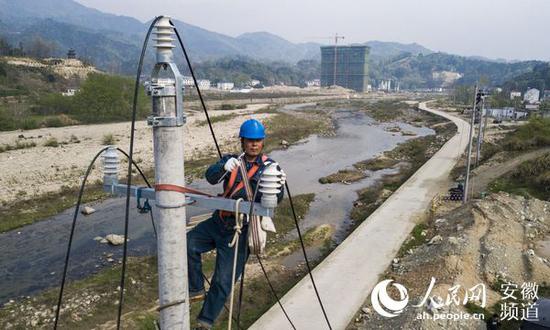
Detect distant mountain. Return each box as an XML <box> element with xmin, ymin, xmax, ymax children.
<box><xmin>0</xmin><ymin>0</ymin><xmax>144</xmax><ymax>35</ymax></box>
<box><xmin>502</xmin><ymin>62</ymin><xmax>550</xmax><ymax>92</ymax></box>
<box><xmin>235</xmin><ymin>32</ymin><xmax>320</xmax><ymax>62</ymax></box>
<box><xmin>369</xmin><ymin>51</ymin><xmax>542</xmax><ymax>89</ymax></box>
<box><xmin>0</xmin><ymin>0</ymin><xmax>545</xmax><ymax>89</ymax></box>
<box><xmin>0</xmin><ymin>0</ymin><xmax>321</xmax><ymax>71</ymax></box>
<box><xmin>365</xmin><ymin>40</ymin><xmax>433</xmax><ymax>59</ymax></box>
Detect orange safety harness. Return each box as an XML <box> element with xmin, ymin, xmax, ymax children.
<box><xmin>218</xmin><ymin>154</ymin><xmax>268</xmax><ymax>220</ymax></box>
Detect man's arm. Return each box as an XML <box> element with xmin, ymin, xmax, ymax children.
<box><xmin>205</xmin><ymin>155</ymin><xmax>234</xmax><ymax>185</ymax></box>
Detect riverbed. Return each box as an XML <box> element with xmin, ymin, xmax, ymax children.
<box><xmin>0</xmin><ymin>105</ymin><xmax>433</xmax><ymax>303</ymax></box>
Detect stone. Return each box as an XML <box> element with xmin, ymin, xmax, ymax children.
<box><xmin>280</xmin><ymin>140</ymin><xmax>289</xmax><ymax>147</ymax></box>
<box><xmin>105</xmin><ymin>234</ymin><xmax>125</xmax><ymax>246</ymax></box>
<box><xmin>93</xmin><ymin>236</ymin><xmax>103</xmax><ymax>241</ymax></box>
<box><xmin>428</xmin><ymin>235</ymin><xmax>443</xmax><ymax>245</ymax></box>
<box><xmin>81</xmin><ymin>206</ymin><xmax>96</xmax><ymax>215</ymax></box>
<box><xmin>99</xmin><ymin>238</ymin><xmax>108</xmax><ymax>244</ymax></box>
<box><xmin>448</xmin><ymin>236</ymin><xmax>459</xmax><ymax>245</ymax></box>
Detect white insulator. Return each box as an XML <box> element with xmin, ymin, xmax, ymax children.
<box><xmin>153</xmin><ymin>16</ymin><xmax>176</xmax><ymax>64</ymax></box>
<box><xmin>153</xmin><ymin>17</ymin><xmax>175</xmax><ymax>50</ymax></box>
<box><xmin>102</xmin><ymin>146</ymin><xmax>119</xmax><ymax>185</ymax></box>
<box><xmin>259</xmin><ymin>163</ymin><xmax>282</xmax><ymax>209</ymax></box>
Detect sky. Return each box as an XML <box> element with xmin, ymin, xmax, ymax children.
<box><xmin>75</xmin><ymin>0</ymin><xmax>550</xmax><ymax>61</ymax></box>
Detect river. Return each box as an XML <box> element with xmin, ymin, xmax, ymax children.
<box><xmin>0</xmin><ymin>104</ymin><xmax>433</xmax><ymax>303</ymax></box>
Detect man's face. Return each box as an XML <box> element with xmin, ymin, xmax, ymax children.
<box><xmin>242</xmin><ymin>138</ymin><xmax>264</xmax><ymax>157</ymax></box>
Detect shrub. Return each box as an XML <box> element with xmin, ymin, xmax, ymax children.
<box><xmin>102</xmin><ymin>133</ymin><xmax>116</xmax><ymax>145</ymax></box>
<box><xmin>44</xmin><ymin>137</ymin><xmax>59</xmax><ymax>147</ymax></box>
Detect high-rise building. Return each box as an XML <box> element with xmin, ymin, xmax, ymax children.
<box><xmin>320</xmin><ymin>45</ymin><xmax>369</xmax><ymax>92</ymax></box>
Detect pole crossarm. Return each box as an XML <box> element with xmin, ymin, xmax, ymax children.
<box><xmin>103</xmin><ymin>183</ymin><xmax>274</xmax><ymax>217</ymax></box>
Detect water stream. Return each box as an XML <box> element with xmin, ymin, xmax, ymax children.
<box><xmin>0</xmin><ymin>105</ymin><xmax>433</xmax><ymax>303</ymax></box>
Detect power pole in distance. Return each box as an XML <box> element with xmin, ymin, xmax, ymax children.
<box><xmin>463</xmin><ymin>85</ymin><xmax>479</xmax><ymax>204</ymax></box>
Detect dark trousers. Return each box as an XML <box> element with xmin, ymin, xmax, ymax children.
<box><xmin>187</xmin><ymin>214</ymin><xmax>249</xmax><ymax>326</ymax></box>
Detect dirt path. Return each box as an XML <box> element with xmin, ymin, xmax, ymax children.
<box><xmin>470</xmin><ymin>148</ymin><xmax>550</xmax><ymax>195</ymax></box>
<box><xmin>250</xmin><ymin>102</ymin><xmax>471</xmax><ymax>329</ymax></box>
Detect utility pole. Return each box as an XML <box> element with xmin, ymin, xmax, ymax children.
<box><xmin>332</xmin><ymin>33</ymin><xmax>345</xmax><ymax>87</ymax></box>
<box><xmin>474</xmin><ymin>90</ymin><xmax>486</xmax><ymax>166</ymax></box>
<box><xmin>463</xmin><ymin>85</ymin><xmax>479</xmax><ymax>203</ymax></box>
<box><xmin>101</xmin><ymin>16</ymin><xmax>281</xmax><ymax>330</ymax></box>
<box><xmin>148</xmin><ymin>17</ymin><xmax>189</xmax><ymax>329</ymax></box>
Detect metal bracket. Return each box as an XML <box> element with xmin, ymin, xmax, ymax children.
<box><xmin>147</xmin><ymin>115</ymin><xmax>186</xmax><ymax>127</ymax></box>
<box><xmin>104</xmin><ymin>183</ymin><xmax>274</xmax><ymax>217</ymax></box>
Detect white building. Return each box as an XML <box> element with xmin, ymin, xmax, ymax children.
<box><xmin>197</xmin><ymin>79</ymin><xmax>210</xmax><ymax>90</ymax></box>
<box><xmin>217</xmin><ymin>82</ymin><xmax>234</xmax><ymax>90</ymax></box>
<box><xmin>305</xmin><ymin>79</ymin><xmax>320</xmax><ymax>87</ymax></box>
<box><xmin>523</xmin><ymin>88</ymin><xmax>540</xmax><ymax>104</ymax></box>
<box><xmin>486</xmin><ymin>107</ymin><xmax>528</xmax><ymax>120</ymax></box>
<box><xmin>182</xmin><ymin>76</ymin><xmax>194</xmax><ymax>87</ymax></box>
<box><xmin>61</xmin><ymin>88</ymin><xmax>78</xmax><ymax>96</ymax></box>
<box><xmin>510</xmin><ymin>91</ymin><xmax>522</xmax><ymax>100</ymax></box>
<box><xmin>249</xmin><ymin>79</ymin><xmax>261</xmax><ymax>87</ymax></box>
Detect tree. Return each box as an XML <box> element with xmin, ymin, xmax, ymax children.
<box><xmin>26</xmin><ymin>37</ymin><xmax>58</xmax><ymax>59</ymax></box>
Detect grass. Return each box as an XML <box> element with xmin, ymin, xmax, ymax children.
<box><xmin>195</xmin><ymin>113</ymin><xmax>238</xmax><ymax>126</ymax></box>
<box><xmin>0</xmin><ymin>184</ymin><xmax>109</xmax><ymax>233</ymax></box>
<box><xmin>0</xmin><ymin>140</ymin><xmax>37</xmax><ymax>153</ymax></box>
<box><xmin>354</xmin><ymin>157</ymin><xmax>398</xmax><ymax>171</ymax></box>
<box><xmin>0</xmin><ymin>108</ymin><xmax>330</xmax><ymax>233</ymax></box>
<box><xmin>359</xmin><ymin>100</ymin><xmax>409</xmax><ymax>122</ymax></box>
<box><xmin>217</xmin><ymin>103</ymin><xmax>246</xmax><ymax>110</ymax></box>
<box><xmin>262</xmin><ymin>111</ymin><xmax>333</xmax><ymax>153</ymax></box>
<box><xmin>0</xmin><ymin>256</ymin><xmax>160</xmax><ymax>329</ymax></box>
<box><xmin>0</xmin><ymin>193</ymin><xmax>318</xmax><ymax>329</ymax></box>
<box><xmin>43</xmin><ymin>137</ymin><xmax>59</xmax><ymax>147</ymax></box>
<box><xmin>318</xmin><ymin>169</ymin><xmax>367</xmax><ymax>184</ymax></box>
<box><xmin>488</xmin><ymin>152</ymin><xmax>550</xmax><ymax>200</ymax></box>
<box><xmin>102</xmin><ymin>133</ymin><xmax>116</xmax><ymax>145</ymax></box>
<box><xmin>397</xmin><ymin>223</ymin><xmax>428</xmax><ymax>257</ymax></box>
<box><xmin>501</xmin><ymin>117</ymin><xmax>550</xmax><ymax>152</ymax></box>
<box><xmin>348</xmin><ymin>122</ymin><xmax>456</xmax><ymax>229</ymax></box>
<box><xmin>265</xmin><ymin>193</ymin><xmax>316</xmax><ymax>255</ymax></box>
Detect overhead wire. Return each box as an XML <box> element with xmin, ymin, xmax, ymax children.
<box><xmin>171</xmin><ymin>24</ymin><xmax>308</xmax><ymax>329</ymax></box>
<box><xmin>55</xmin><ymin>15</ymin><xmax>331</xmax><ymax>330</ymax></box>
<box><xmin>52</xmin><ymin>146</ymin><xmax>156</xmax><ymax>329</ymax></box>
<box><xmin>116</xmin><ymin>15</ymin><xmax>163</xmax><ymax>330</ymax></box>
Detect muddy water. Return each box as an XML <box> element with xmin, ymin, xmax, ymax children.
<box><xmin>0</xmin><ymin>105</ymin><xmax>433</xmax><ymax>303</ymax></box>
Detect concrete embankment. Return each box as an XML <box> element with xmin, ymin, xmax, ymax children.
<box><xmin>251</xmin><ymin>102</ymin><xmax>470</xmax><ymax>329</ymax></box>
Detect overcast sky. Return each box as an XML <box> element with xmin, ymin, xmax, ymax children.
<box><xmin>75</xmin><ymin>0</ymin><xmax>550</xmax><ymax>61</ymax></box>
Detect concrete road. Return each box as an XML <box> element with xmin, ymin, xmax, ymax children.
<box><xmin>250</xmin><ymin>102</ymin><xmax>470</xmax><ymax>330</ymax></box>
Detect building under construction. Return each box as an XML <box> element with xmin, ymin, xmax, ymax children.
<box><xmin>320</xmin><ymin>45</ymin><xmax>369</xmax><ymax>92</ymax></box>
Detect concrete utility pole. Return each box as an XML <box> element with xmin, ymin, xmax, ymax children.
<box><xmin>332</xmin><ymin>33</ymin><xmax>345</xmax><ymax>86</ymax></box>
<box><xmin>463</xmin><ymin>85</ymin><xmax>478</xmax><ymax>203</ymax></box>
<box><xmin>474</xmin><ymin>92</ymin><xmax>486</xmax><ymax>166</ymax></box>
<box><xmin>101</xmin><ymin>16</ymin><xmax>281</xmax><ymax>330</ymax></box>
<box><xmin>148</xmin><ymin>17</ymin><xmax>189</xmax><ymax>329</ymax></box>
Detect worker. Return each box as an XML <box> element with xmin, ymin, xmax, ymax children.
<box><xmin>187</xmin><ymin>119</ymin><xmax>285</xmax><ymax>329</ymax></box>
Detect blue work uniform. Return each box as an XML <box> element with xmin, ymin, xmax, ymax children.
<box><xmin>187</xmin><ymin>153</ymin><xmax>284</xmax><ymax>327</ymax></box>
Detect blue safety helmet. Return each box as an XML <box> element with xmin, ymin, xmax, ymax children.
<box><xmin>239</xmin><ymin>119</ymin><xmax>266</xmax><ymax>139</ymax></box>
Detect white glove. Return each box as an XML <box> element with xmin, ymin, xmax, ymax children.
<box><xmin>279</xmin><ymin>169</ymin><xmax>286</xmax><ymax>187</ymax></box>
<box><xmin>224</xmin><ymin>157</ymin><xmax>240</xmax><ymax>172</ymax></box>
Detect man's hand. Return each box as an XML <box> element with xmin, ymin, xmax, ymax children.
<box><xmin>224</xmin><ymin>157</ymin><xmax>240</xmax><ymax>172</ymax></box>
<box><xmin>279</xmin><ymin>169</ymin><xmax>286</xmax><ymax>187</ymax></box>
